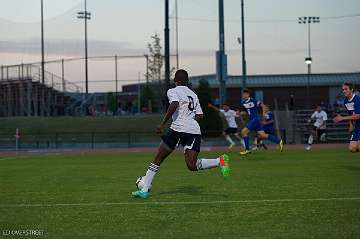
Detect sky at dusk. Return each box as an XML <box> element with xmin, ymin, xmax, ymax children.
<box><xmin>0</xmin><ymin>0</ymin><xmax>359</xmax><ymax>92</ymax></box>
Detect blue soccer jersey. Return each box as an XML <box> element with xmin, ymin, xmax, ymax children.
<box><xmin>241</xmin><ymin>98</ymin><xmax>262</xmax><ymax>132</ymax></box>
<box><xmin>344</xmin><ymin>94</ymin><xmax>360</xmax><ymax>131</ymax></box>
<box><xmin>263</xmin><ymin>111</ymin><xmax>274</xmax><ymax>133</ymax></box>
<box><xmin>241</xmin><ymin>98</ymin><xmax>261</xmax><ymax>121</ymax></box>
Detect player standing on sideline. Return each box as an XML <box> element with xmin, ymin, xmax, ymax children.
<box><xmin>132</xmin><ymin>69</ymin><xmax>231</xmax><ymax>199</ymax></box>
<box><xmin>208</xmin><ymin>103</ymin><xmax>243</xmax><ymax>149</ymax></box>
<box><xmin>254</xmin><ymin>104</ymin><xmax>275</xmax><ymax>150</ymax></box>
<box><xmin>239</xmin><ymin>88</ymin><xmax>283</xmax><ymax>155</ymax></box>
<box><xmin>334</xmin><ymin>82</ymin><xmax>360</xmax><ymax>153</ymax></box>
<box><xmin>305</xmin><ymin>106</ymin><xmax>328</xmax><ymax>150</ymax></box>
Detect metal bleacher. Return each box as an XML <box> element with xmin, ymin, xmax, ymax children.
<box><xmin>0</xmin><ymin>64</ymin><xmax>83</xmax><ymax>117</ymax></box>
<box><xmin>294</xmin><ymin>108</ymin><xmax>350</xmax><ymax>143</ymax></box>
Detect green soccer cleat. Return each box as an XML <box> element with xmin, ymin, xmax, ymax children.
<box><xmin>132</xmin><ymin>190</ymin><xmax>149</xmax><ymax>199</ymax></box>
<box><xmin>228</xmin><ymin>143</ymin><xmax>236</xmax><ymax>150</ymax></box>
<box><xmin>278</xmin><ymin>139</ymin><xmax>284</xmax><ymax>152</ymax></box>
<box><xmin>219</xmin><ymin>154</ymin><xmax>230</xmax><ymax>179</ymax></box>
<box><xmin>240</xmin><ymin>150</ymin><xmax>252</xmax><ymax>155</ymax></box>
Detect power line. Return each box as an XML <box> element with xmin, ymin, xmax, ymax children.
<box><xmin>322</xmin><ymin>13</ymin><xmax>360</xmax><ymax>20</ymax></box>
<box><xmin>170</xmin><ymin>13</ymin><xmax>360</xmax><ymax>24</ymax></box>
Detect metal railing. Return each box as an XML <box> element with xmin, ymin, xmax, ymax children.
<box><xmin>0</xmin><ymin>64</ymin><xmax>83</xmax><ymax>93</ymax></box>
<box><xmin>0</xmin><ymin>131</ymin><xmax>227</xmax><ymax>151</ymax></box>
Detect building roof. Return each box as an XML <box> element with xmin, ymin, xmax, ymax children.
<box><xmin>189</xmin><ymin>72</ymin><xmax>360</xmax><ymax>88</ymax></box>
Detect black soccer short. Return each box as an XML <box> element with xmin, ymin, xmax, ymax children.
<box><xmin>162</xmin><ymin>129</ymin><xmax>201</xmax><ymax>152</ymax></box>
<box><xmin>224</xmin><ymin>127</ymin><xmax>238</xmax><ymax>135</ymax></box>
<box><xmin>313</xmin><ymin>126</ymin><xmax>326</xmax><ymax>141</ymax></box>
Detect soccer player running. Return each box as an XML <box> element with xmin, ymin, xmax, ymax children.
<box><xmin>306</xmin><ymin>106</ymin><xmax>328</xmax><ymax>150</ymax></box>
<box><xmin>132</xmin><ymin>69</ymin><xmax>231</xmax><ymax>199</ymax></box>
<box><xmin>334</xmin><ymin>82</ymin><xmax>360</xmax><ymax>153</ymax></box>
<box><xmin>255</xmin><ymin>104</ymin><xmax>275</xmax><ymax>150</ymax></box>
<box><xmin>208</xmin><ymin>102</ymin><xmax>243</xmax><ymax>149</ymax></box>
<box><xmin>239</xmin><ymin>88</ymin><xmax>283</xmax><ymax>155</ymax></box>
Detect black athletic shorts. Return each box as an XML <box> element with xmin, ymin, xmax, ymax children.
<box><xmin>224</xmin><ymin>127</ymin><xmax>238</xmax><ymax>135</ymax></box>
<box><xmin>162</xmin><ymin>129</ymin><xmax>201</xmax><ymax>152</ymax></box>
<box><xmin>312</xmin><ymin>127</ymin><xmax>326</xmax><ymax>141</ymax></box>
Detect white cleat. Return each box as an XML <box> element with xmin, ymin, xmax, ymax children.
<box><xmin>305</xmin><ymin>145</ymin><xmax>311</xmax><ymax>151</ymax></box>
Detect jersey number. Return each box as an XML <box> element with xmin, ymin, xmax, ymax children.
<box><xmin>187</xmin><ymin>96</ymin><xmax>195</xmax><ymax>111</ymax></box>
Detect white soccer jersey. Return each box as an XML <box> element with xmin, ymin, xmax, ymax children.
<box><xmin>311</xmin><ymin>110</ymin><xmax>328</xmax><ymax>129</ymax></box>
<box><xmin>167</xmin><ymin>86</ymin><xmax>203</xmax><ymax>135</ymax></box>
<box><xmin>220</xmin><ymin>109</ymin><xmax>238</xmax><ymax>128</ymax></box>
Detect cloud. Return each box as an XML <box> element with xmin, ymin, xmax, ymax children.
<box><xmin>0</xmin><ymin>38</ymin><xmax>145</xmax><ymax>56</ymax></box>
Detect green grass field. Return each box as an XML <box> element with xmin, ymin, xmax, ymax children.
<box><xmin>0</xmin><ymin>116</ymin><xmax>163</xmax><ymax>134</ymax></box>
<box><xmin>1</xmin><ymin>149</ymin><xmax>360</xmax><ymax>238</ymax></box>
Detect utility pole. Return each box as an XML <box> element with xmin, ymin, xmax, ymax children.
<box><xmin>240</xmin><ymin>0</ymin><xmax>247</xmax><ymax>88</ymax></box>
<box><xmin>217</xmin><ymin>0</ymin><xmax>227</xmax><ymax>106</ymax></box>
<box><xmin>78</xmin><ymin>0</ymin><xmax>91</xmax><ymax>97</ymax></box>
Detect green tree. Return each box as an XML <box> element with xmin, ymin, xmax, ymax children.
<box><xmin>106</xmin><ymin>92</ymin><xmax>117</xmax><ymax>113</ymax></box>
<box><xmin>147</xmin><ymin>33</ymin><xmax>163</xmax><ymax>82</ymax></box>
<box><xmin>196</xmin><ymin>79</ymin><xmax>223</xmax><ymax>136</ymax></box>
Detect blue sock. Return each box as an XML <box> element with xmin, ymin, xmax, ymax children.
<box><xmin>267</xmin><ymin>134</ymin><xmax>280</xmax><ymax>144</ymax></box>
<box><xmin>243</xmin><ymin>137</ymin><xmax>250</xmax><ymax>150</ymax></box>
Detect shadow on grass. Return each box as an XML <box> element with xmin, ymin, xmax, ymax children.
<box><xmin>157</xmin><ymin>185</ymin><xmax>229</xmax><ymax>198</ymax></box>
<box><xmin>342</xmin><ymin>165</ymin><xmax>360</xmax><ymax>172</ymax></box>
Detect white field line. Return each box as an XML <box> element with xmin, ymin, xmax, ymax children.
<box><xmin>0</xmin><ymin>156</ymin><xmax>28</xmax><ymax>161</ymax></box>
<box><xmin>1</xmin><ymin>197</ymin><xmax>360</xmax><ymax>208</ymax></box>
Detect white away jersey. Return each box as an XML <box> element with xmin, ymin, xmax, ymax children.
<box><xmin>220</xmin><ymin>109</ymin><xmax>238</xmax><ymax>128</ymax></box>
<box><xmin>311</xmin><ymin>110</ymin><xmax>328</xmax><ymax>129</ymax></box>
<box><xmin>167</xmin><ymin>86</ymin><xmax>203</xmax><ymax>135</ymax></box>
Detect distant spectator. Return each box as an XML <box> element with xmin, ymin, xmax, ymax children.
<box><xmin>320</xmin><ymin>101</ymin><xmax>326</xmax><ymax>110</ymax></box>
<box><xmin>334</xmin><ymin>95</ymin><xmax>343</xmax><ymax>113</ymax></box>
<box><xmin>214</xmin><ymin>98</ymin><xmax>220</xmax><ymax>108</ymax></box>
<box><xmin>320</xmin><ymin>101</ymin><xmax>331</xmax><ymax>112</ymax></box>
<box><xmin>289</xmin><ymin>94</ymin><xmax>295</xmax><ymax>110</ymax></box>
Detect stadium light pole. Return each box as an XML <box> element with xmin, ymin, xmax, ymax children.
<box><xmin>298</xmin><ymin>16</ymin><xmax>320</xmax><ymax>109</ymax></box>
<box><xmin>78</xmin><ymin>0</ymin><xmax>91</xmax><ymax>98</ymax></box>
<box><xmin>115</xmin><ymin>55</ymin><xmax>118</xmax><ymax>114</ymax></box>
<box><xmin>217</xmin><ymin>0</ymin><xmax>227</xmax><ymax>107</ymax></box>
<box><xmin>164</xmin><ymin>0</ymin><xmax>170</xmax><ymax>91</ymax></box>
<box><xmin>240</xmin><ymin>0</ymin><xmax>247</xmax><ymax>89</ymax></box>
<box><xmin>40</xmin><ymin>0</ymin><xmax>45</xmax><ymax>85</ymax></box>
<box><xmin>175</xmin><ymin>0</ymin><xmax>179</xmax><ymax>69</ymax></box>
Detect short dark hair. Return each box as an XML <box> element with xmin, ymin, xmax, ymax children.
<box><xmin>242</xmin><ymin>88</ymin><xmax>250</xmax><ymax>94</ymax></box>
<box><xmin>343</xmin><ymin>81</ymin><xmax>355</xmax><ymax>91</ymax></box>
<box><xmin>174</xmin><ymin>69</ymin><xmax>189</xmax><ymax>84</ymax></box>
<box><xmin>223</xmin><ymin>102</ymin><xmax>230</xmax><ymax>107</ymax></box>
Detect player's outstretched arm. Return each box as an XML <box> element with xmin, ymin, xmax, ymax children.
<box><xmin>236</xmin><ymin>110</ymin><xmax>245</xmax><ymax>124</ymax></box>
<box><xmin>156</xmin><ymin>101</ymin><xmax>179</xmax><ymax>134</ymax></box>
<box><xmin>208</xmin><ymin>103</ymin><xmax>220</xmax><ymax>112</ymax></box>
<box><xmin>334</xmin><ymin>113</ymin><xmax>360</xmax><ymax>123</ymax></box>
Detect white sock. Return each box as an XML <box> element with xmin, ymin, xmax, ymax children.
<box><xmin>225</xmin><ymin>135</ymin><xmax>235</xmax><ymax>145</ymax></box>
<box><xmin>142</xmin><ymin>163</ymin><xmax>159</xmax><ymax>192</ymax></box>
<box><xmin>196</xmin><ymin>158</ymin><xmax>220</xmax><ymax>170</ymax></box>
<box><xmin>308</xmin><ymin>135</ymin><xmax>313</xmax><ymax>145</ymax></box>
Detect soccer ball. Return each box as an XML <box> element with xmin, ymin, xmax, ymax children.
<box><xmin>136</xmin><ymin>176</ymin><xmax>151</xmax><ymax>191</ymax></box>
